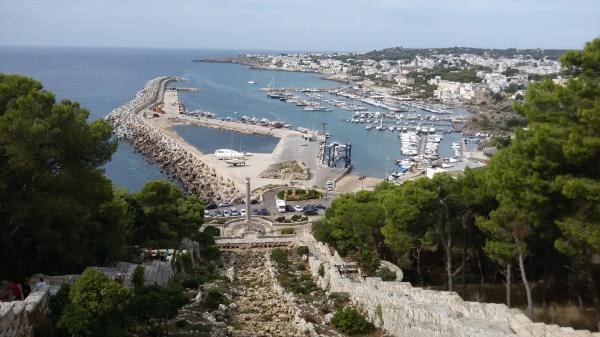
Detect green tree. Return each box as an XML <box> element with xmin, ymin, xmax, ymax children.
<box><xmin>0</xmin><ymin>74</ymin><xmax>123</xmax><ymax>280</ymax></box>
<box><xmin>381</xmin><ymin>174</ymin><xmax>465</xmax><ymax>291</ymax></box>
<box><xmin>133</xmin><ymin>180</ymin><xmax>204</xmax><ymax>247</ymax></box>
<box><xmin>129</xmin><ymin>284</ymin><xmax>188</xmax><ymax>337</ymax></box>
<box><xmin>313</xmin><ymin>190</ymin><xmax>385</xmax><ymax>259</ymax></box>
<box><xmin>58</xmin><ymin>268</ymin><xmax>131</xmax><ymax>337</ymax></box>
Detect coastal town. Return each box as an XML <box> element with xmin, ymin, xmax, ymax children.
<box><xmin>2</xmin><ymin>0</ymin><xmax>599</xmax><ymax>334</ymax></box>
<box><xmin>202</xmin><ymin>47</ymin><xmax>566</xmax><ymax>136</ymax></box>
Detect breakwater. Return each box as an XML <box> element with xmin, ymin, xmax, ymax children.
<box><xmin>105</xmin><ymin>76</ymin><xmax>241</xmax><ymax>202</ymax></box>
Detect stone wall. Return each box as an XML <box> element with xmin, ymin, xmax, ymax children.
<box><xmin>0</xmin><ymin>288</ymin><xmax>51</xmax><ymax>337</ymax></box>
<box><xmin>105</xmin><ymin>76</ymin><xmax>241</xmax><ymax>202</ymax></box>
<box><xmin>0</xmin><ymin>254</ymin><xmax>180</xmax><ymax>337</ymax></box>
<box><xmin>300</xmin><ymin>232</ymin><xmax>600</xmax><ymax>337</ymax></box>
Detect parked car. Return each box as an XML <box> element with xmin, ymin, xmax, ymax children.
<box><xmin>285</xmin><ymin>204</ymin><xmax>296</xmax><ymax>212</ymax></box>
<box><xmin>303</xmin><ymin>209</ymin><xmax>318</xmax><ymax>216</ymax></box>
<box><xmin>218</xmin><ymin>202</ymin><xmax>232</xmax><ymax>208</ymax></box>
<box><xmin>223</xmin><ymin>209</ymin><xmax>231</xmax><ymax>217</ymax></box>
<box><xmin>313</xmin><ymin>203</ymin><xmax>326</xmax><ymax>209</ymax></box>
<box><xmin>204</xmin><ymin>202</ymin><xmax>218</xmax><ymax>210</ymax></box>
<box><xmin>230</xmin><ymin>207</ymin><xmax>240</xmax><ymax>216</ymax></box>
<box><xmin>303</xmin><ymin>205</ymin><xmax>318</xmax><ymax>212</ymax></box>
<box><xmin>240</xmin><ymin>208</ymin><xmax>246</xmax><ymax>216</ymax></box>
<box><xmin>215</xmin><ymin>210</ymin><xmax>224</xmax><ymax>217</ymax></box>
<box><xmin>294</xmin><ymin>205</ymin><xmax>303</xmax><ymax>212</ymax></box>
<box><xmin>205</xmin><ymin>210</ymin><xmax>215</xmax><ymax>218</ymax></box>
<box><xmin>258</xmin><ymin>208</ymin><xmax>269</xmax><ymax>216</ymax></box>
<box><xmin>252</xmin><ymin>208</ymin><xmax>260</xmax><ymax>215</ymax></box>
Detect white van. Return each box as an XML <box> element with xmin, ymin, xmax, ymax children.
<box><xmin>276</xmin><ymin>198</ymin><xmax>286</xmax><ymax>213</ymax></box>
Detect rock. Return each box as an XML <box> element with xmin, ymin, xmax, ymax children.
<box><xmin>324</xmin><ymin>312</ymin><xmax>334</xmax><ymax>324</ymax></box>
<box><xmin>194</xmin><ymin>290</ymin><xmax>202</xmax><ymax>303</ymax></box>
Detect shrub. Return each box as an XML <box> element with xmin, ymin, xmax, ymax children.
<box><xmin>318</xmin><ymin>264</ymin><xmax>325</xmax><ymax>277</ymax></box>
<box><xmin>291</xmin><ymin>214</ymin><xmax>303</xmax><ymax>222</ymax></box>
<box><xmin>181</xmin><ymin>278</ymin><xmax>200</xmax><ymax>289</ymax></box>
<box><xmin>358</xmin><ymin>249</ymin><xmax>380</xmax><ymax>276</ymax></box>
<box><xmin>203</xmin><ymin>288</ymin><xmax>227</xmax><ymax>310</ymax></box>
<box><xmin>296</xmin><ymin>245</ymin><xmax>309</xmax><ymax>256</ymax></box>
<box><xmin>281</xmin><ymin>228</ymin><xmax>295</xmax><ymax>235</ymax></box>
<box><xmin>132</xmin><ymin>265</ymin><xmax>145</xmax><ymax>290</ymax></box>
<box><xmin>329</xmin><ymin>293</ymin><xmax>350</xmax><ymax>311</ymax></box>
<box><xmin>331</xmin><ymin>307</ymin><xmax>373</xmax><ymax>334</ymax></box>
<box><xmin>375</xmin><ymin>267</ymin><xmax>397</xmax><ymax>281</ymax></box>
<box><xmin>275</xmin><ymin>216</ymin><xmax>286</xmax><ymax>222</ymax></box>
<box><xmin>288</xmin><ymin>273</ymin><xmax>318</xmax><ymax>295</ymax></box>
<box><xmin>271</xmin><ymin>249</ymin><xmax>289</xmax><ymax>269</ymax></box>
<box><xmin>203</xmin><ymin>226</ymin><xmax>220</xmax><ymax>236</ymax></box>
<box><xmin>301</xmin><ymin>215</ymin><xmax>308</xmax><ymax>221</ymax></box>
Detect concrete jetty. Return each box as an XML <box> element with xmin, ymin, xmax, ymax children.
<box><xmin>106</xmin><ymin>77</ymin><xmax>242</xmax><ymax>202</ymax></box>
<box><xmin>106</xmin><ymin>76</ymin><xmax>346</xmax><ymax>201</ymax></box>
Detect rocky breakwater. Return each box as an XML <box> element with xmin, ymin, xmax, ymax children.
<box><xmin>105</xmin><ymin>77</ymin><xmax>241</xmax><ymax>202</ymax></box>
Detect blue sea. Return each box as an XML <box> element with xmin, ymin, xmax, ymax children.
<box><xmin>0</xmin><ymin>46</ymin><xmax>470</xmax><ymax>190</ymax></box>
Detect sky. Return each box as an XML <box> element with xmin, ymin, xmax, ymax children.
<box><xmin>0</xmin><ymin>0</ymin><xmax>598</xmax><ymax>52</ymax></box>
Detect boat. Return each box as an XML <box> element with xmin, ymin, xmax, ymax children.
<box><xmin>247</xmin><ymin>69</ymin><xmax>257</xmax><ymax>85</ymax></box>
<box><xmin>365</xmin><ymin>123</ymin><xmax>373</xmax><ymax>130</ymax></box>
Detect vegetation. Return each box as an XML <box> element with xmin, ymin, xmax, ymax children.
<box><xmin>280</xmin><ymin>227</ymin><xmax>295</xmax><ymax>235</ymax></box>
<box><xmin>358</xmin><ymin>46</ymin><xmax>568</xmax><ymax>61</ymax></box>
<box><xmin>0</xmin><ymin>74</ymin><xmax>122</xmax><ymax>279</ymax></box>
<box><xmin>375</xmin><ymin>267</ymin><xmax>397</xmax><ymax>281</ymax></box>
<box><xmin>296</xmin><ymin>245</ymin><xmax>309</xmax><ymax>256</ymax></box>
<box><xmin>276</xmin><ymin>188</ymin><xmax>322</xmax><ymax>201</ymax></box>
<box><xmin>203</xmin><ymin>288</ymin><xmax>228</xmax><ymax>310</ymax></box>
<box><xmin>313</xmin><ymin>39</ymin><xmax>600</xmax><ymax>324</ymax></box>
<box><xmin>330</xmin><ymin>307</ymin><xmax>373</xmax><ymax>334</ymax></box>
<box><xmin>272</xmin><ymin>248</ymin><xmax>318</xmax><ymax>296</ymax></box>
<box><xmin>0</xmin><ymin>75</ymin><xmax>206</xmax><ymax>281</ymax></box>
<box><xmin>271</xmin><ymin>248</ymin><xmax>290</xmax><ymax>268</ymax></box>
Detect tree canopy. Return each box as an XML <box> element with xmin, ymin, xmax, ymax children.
<box><xmin>0</xmin><ymin>74</ymin><xmax>124</xmax><ymax>279</ymax></box>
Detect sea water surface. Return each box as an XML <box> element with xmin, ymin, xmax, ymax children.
<box><xmin>0</xmin><ymin>46</ymin><xmax>470</xmax><ymax>190</ymax></box>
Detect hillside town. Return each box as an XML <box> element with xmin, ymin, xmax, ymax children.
<box><xmin>229</xmin><ymin>49</ymin><xmax>566</xmax><ymax>105</ymax></box>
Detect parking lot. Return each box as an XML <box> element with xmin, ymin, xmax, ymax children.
<box><xmin>204</xmin><ymin>188</ymin><xmax>333</xmax><ymax>220</ymax></box>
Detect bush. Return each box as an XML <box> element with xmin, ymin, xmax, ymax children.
<box><xmin>271</xmin><ymin>249</ymin><xmax>289</xmax><ymax>269</ymax></box>
<box><xmin>296</xmin><ymin>245</ymin><xmax>309</xmax><ymax>256</ymax></box>
<box><xmin>276</xmin><ymin>189</ymin><xmax>322</xmax><ymax>201</ymax></box>
<box><xmin>275</xmin><ymin>216</ymin><xmax>286</xmax><ymax>222</ymax></box>
<box><xmin>281</xmin><ymin>228</ymin><xmax>295</xmax><ymax>235</ymax></box>
<box><xmin>181</xmin><ymin>278</ymin><xmax>200</xmax><ymax>289</ymax></box>
<box><xmin>331</xmin><ymin>307</ymin><xmax>373</xmax><ymax>334</ymax></box>
<box><xmin>375</xmin><ymin>267</ymin><xmax>397</xmax><ymax>281</ymax></box>
<box><xmin>132</xmin><ymin>265</ymin><xmax>145</xmax><ymax>289</ymax></box>
<box><xmin>203</xmin><ymin>226</ymin><xmax>220</xmax><ymax>236</ymax></box>
<box><xmin>291</xmin><ymin>214</ymin><xmax>303</xmax><ymax>222</ymax></box>
<box><xmin>358</xmin><ymin>249</ymin><xmax>380</xmax><ymax>276</ymax></box>
<box><xmin>203</xmin><ymin>288</ymin><xmax>227</xmax><ymax>310</ymax></box>
<box><xmin>318</xmin><ymin>264</ymin><xmax>325</xmax><ymax>277</ymax></box>
<box><xmin>301</xmin><ymin>215</ymin><xmax>309</xmax><ymax>221</ymax></box>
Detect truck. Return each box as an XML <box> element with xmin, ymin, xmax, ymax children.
<box><xmin>275</xmin><ymin>198</ymin><xmax>286</xmax><ymax>213</ymax></box>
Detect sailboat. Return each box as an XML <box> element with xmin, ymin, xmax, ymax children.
<box><xmin>375</xmin><ymin>116</ymin><xmax>384</xmax><ymax>131</ymax></box>
<box><xmin>247</xmin><ymin>69</ymin><xmax>256</xmax><ymax>85</ymax></box>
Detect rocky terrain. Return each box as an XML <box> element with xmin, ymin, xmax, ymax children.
<box><xmin>225</xmin><ymin>250</ymin><xmax>303</xmax><ymax>337</ymax></box>
<box><xmin>259</xmin><ymin>161</ymin><xmax>311</xmax><ymax>180</ymax></box>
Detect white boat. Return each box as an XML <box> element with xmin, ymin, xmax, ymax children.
<box><xmin>247</xmin><ymin>69</ymin><xmax>257</xmax><ymax>84</ymax></box>
<box><xmin>365</xmin><ymin>123</ymin><xmax>373</xmax><ymax>130</ymax></box>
